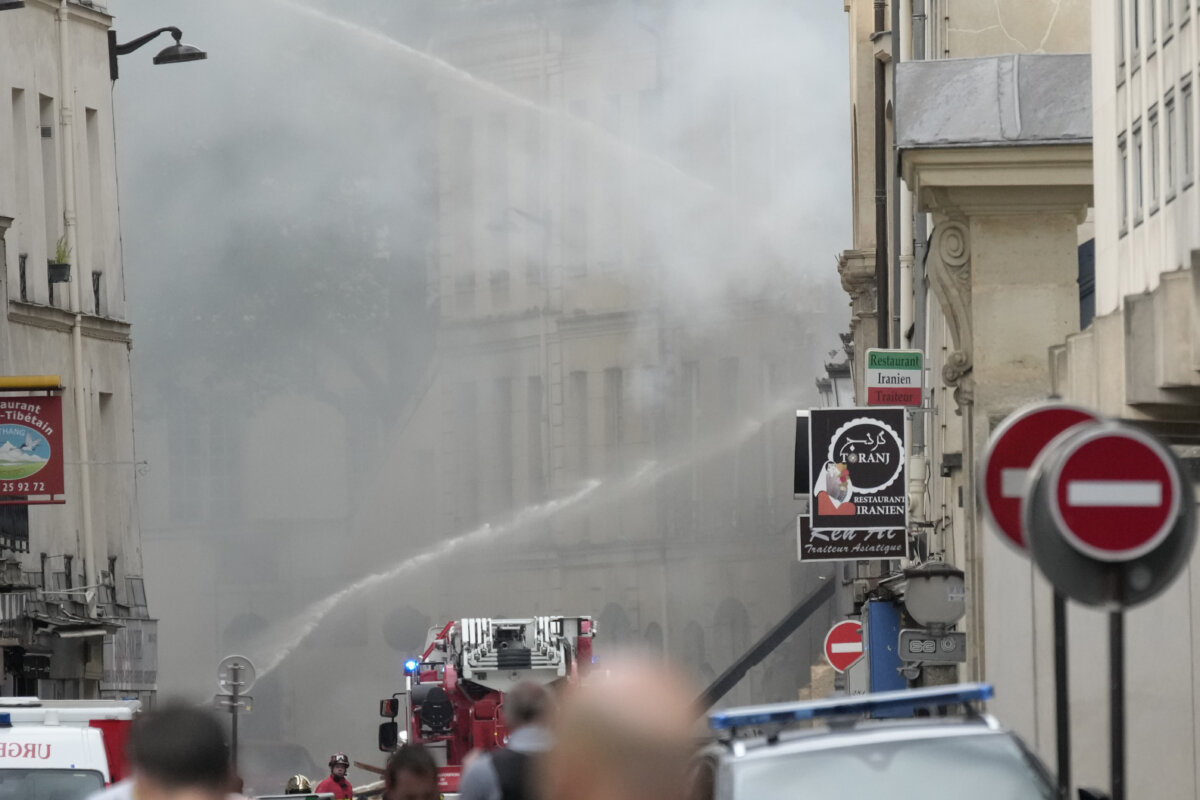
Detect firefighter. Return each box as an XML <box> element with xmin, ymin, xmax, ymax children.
<box><xmin>285</xmin><ymin>775</ymin><xmax>312</xmax><ymax>795</ymax></box>
<box><xmin>316</xmin><ymin>754</ymin><xmax>353</xmax><ymax>800</ymax></box>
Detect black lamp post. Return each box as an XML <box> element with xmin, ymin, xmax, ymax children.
<box><xmin>108</xmin><ymin>27</ymin><xmax>207</xmax><ymax>81</ymax></box>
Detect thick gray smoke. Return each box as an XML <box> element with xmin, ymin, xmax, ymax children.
<box><xmin>114</xmin><ymin>0</ymin><xmax>849</xmax><ymax>790</ymax></box>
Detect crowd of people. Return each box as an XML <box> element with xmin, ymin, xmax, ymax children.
<box><xmin>91</xmin><ymin>655</ymin><xmax>700</xmax><ymax>800</ymax></box>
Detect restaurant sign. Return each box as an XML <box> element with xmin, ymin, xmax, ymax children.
<box><xmin>0</xmin><ymin>396</ymin><xmax>65</xmax><ymax>504</ymax></box>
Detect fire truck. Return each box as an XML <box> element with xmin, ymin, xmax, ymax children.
<box><xmin>378</xmin><ymin>616</ymin><xmax>595</xmax><ymax>793</ymax></box>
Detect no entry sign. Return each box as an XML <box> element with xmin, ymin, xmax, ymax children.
<box><xmin>1047</xmin><ymin>426</ymin><xmax>1180</xmax><ymax>562</ymax></box>
<box><xmin>1025</xmin><ymin>420</ymin><xmax>1196</xmax><ymax>608</ymax></box>
<box><xmin>980</xmin><ymin>403</ymin><xmax>1099</xmax><ymax>550</ymax></box>
<box><xmin>824</xmin><ymin>620</ymin><xmax>864</xmax><ymax>673</ymax></box>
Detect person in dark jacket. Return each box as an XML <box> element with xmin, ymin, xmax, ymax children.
<box><xmin>458</xmin><ymin>682</ymin><xmax>552</xmax><ymax>800</ymax></box>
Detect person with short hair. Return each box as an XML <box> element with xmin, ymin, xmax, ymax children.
<box><xmin>459</xmin><ymin>682</ymin><xmax>552</xmax><ymax>800</ymax></box>
<box><xmin>87</xmin><ymin>701</ymin><xmax>232</xmax><ymax>800</ymax></box>
<box><xmin>383</xmin><ymin>744</ymin><xmax>438</xmax><ymax>800</ymax></box>
<box><xmin>316</xmin><ymin>754</ymin><xmax>353</xmax><ymax>800</ymax></box>
<box><xmin>542</xmin><ymin>656</ymin><xmax>699</xmax><ymax>800</ymax></box>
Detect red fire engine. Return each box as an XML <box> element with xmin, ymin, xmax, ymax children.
<box><xmin>378</xmin><ymin>616</ymin><xmax>595</xmax><ymax>793</ymax></box>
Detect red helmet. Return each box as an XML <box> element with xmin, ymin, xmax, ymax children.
<box><xmin>329</xmin><ymin>753</ymin><xmax>350</xmax><ymax>768</ymax></box>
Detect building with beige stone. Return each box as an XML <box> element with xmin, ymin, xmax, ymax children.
<box><xmin>844</xmin><ymin>0</ymin><xmax>1200</xmax><ymax>795</ymax></box>
<box><xmin>0</xmin><ymin>0</ymin><xmax>155</xmax><ymax>702</ymax></box>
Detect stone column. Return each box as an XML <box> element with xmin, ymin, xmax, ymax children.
<box><xmin>903</xmin><ymin>144</ymin><xmax>1092</xmax><ymax>750</ymax></box>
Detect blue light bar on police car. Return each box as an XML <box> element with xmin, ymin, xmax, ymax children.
<box><xmin>404</xmin><ymin>659</ymin><xmax>420</xmax><ymax>674</ymax></box>
<box><xmin>708</xmin><ymin>683</ymin><xmax>993</xmax><ymax>731</ymax></box>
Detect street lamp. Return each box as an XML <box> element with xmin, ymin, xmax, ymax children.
<box><xmin>107</xmin><ymin>27</ymin><xmax>207</xmax><ymax>81</ymax></box>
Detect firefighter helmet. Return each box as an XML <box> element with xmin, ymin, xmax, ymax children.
<box><xmin>329</xmin><ymin>753</ymin><xmax>350</xmax><ymax>768</ymax></box>
<box><xmin>286</xmin><ymin>776</ymin><xmax>312</xmax><ymax>794</ymax></box>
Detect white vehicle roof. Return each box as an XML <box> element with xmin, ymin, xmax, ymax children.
<box><xmin>0</xmin><ymin>698</ymin><xmax>138</xmax><ymax>724</ymax></box>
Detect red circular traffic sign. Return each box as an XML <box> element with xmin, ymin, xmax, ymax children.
<box><xmin>1048</xmin><ymin>426</ymin><xmax>1181</xmax><ymax>562</ymax></box>
<box><xmin>981</xmin><ymin>403</ymin><xmax>1099</xmax><ymax>550</ymax></box>
<box><xmin>824</xmin><ymin>620</ymin><xmax>864</xmax><ymax>673</ymax></box>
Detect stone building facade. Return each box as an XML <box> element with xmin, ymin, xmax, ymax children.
<box><xmin>0</xmin><ymin>0</ymin><xmax>155</xmax><ymax>702</ymax></box>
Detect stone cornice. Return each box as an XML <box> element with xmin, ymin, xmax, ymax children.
<box><xmin>902</xmin><ymin>144</ymin><xmax>1093</xmax><ymax>220</ymax></box>
<box><xmin>27</xmin><ymin>0</ymin><xmax>112</xmax><ymax>27</ymax></box>
<box><xmin>9</xmin><ymin>301</ymin><xmax>131</xmax><ymax>344</ymax></box>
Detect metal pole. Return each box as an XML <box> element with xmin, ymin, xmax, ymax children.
<box><xmin>231</xmin><ymin>663</ymin><xmax>241</xmax><ymax>775</ymax></box>
<box><xmin>1110</xmin><ymin>611</ymin><xmax>1125</xmax><ymax>800</ymax></box>
<box><xmin>1053</xmin><ymin>591</ymin><xmax>1071</xmax><ymax>797</ymax></box>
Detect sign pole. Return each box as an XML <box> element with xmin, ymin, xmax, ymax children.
<box><xmin>230</xmin><ymin>662</ymin><xmax>241</xmax><ymax>775</ymax></box>
<box><xmin>1053</xmin><ymin>590</ymin><xmax>1071</xmax><ymax>798</ymax></box>
<box><xmin>1110</xmin><ymin>610</ymin><xmax>1125</xmax><ymax>800</ymax></box>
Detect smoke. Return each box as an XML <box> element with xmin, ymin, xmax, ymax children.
<box><xmin>116</xmin><ymin>0</ymin><xmax>849</xmax><ymax>783</ymax></box>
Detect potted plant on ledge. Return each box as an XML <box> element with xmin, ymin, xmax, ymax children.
<box><xmin>47</xmin><ymin>235</ymin><xmax>70</xmax><ymax>284</ymax></box>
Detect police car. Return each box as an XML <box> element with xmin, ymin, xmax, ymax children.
<box><xmin>692</xmin><ymin>684</ymin><xmax>1063</xmax><ymax>800</ymax></box>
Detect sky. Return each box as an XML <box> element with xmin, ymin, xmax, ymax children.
<box><xmin>108</xmin><ymin>0</ymin><xmax>851</xmax><ymax>784</ymax></box>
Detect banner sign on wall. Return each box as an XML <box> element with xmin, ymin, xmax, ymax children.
<box><xmin>0</xmin><ymin>396</ymin><xmax>65</xmax><ymax>505</ymax></box>
<box><xmin>797</xmin><ymin>516</ymin><xmax>909</xmax><ymax>562</ymax></box>
<box><xmin>809</xmin><ymin>407</ymin><xmax>907</xmax><ymax>531</ymax></box>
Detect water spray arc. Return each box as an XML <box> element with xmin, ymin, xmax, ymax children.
<box><xmin>264</xmin><ymin>0</ymin><xmax>725</xmax><ymax>204</ymax></box>
<box><xmin>250</xmin><ymin>385</ymin><xmax>808</xmax><ymax>679</ymax></box>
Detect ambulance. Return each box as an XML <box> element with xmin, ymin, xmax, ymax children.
<box><xmin>0</xmin><ymin>697</ymin><xmax>140</xmax><ymax>800</ymax></box>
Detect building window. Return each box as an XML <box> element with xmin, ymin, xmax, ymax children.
<box><xmin>1185</xmin><ymin>78</ymin><xmax>1195</xmax><ymax>187</ymax></box>
<box><xmin>569</xmin><ymin>370</ymin><xmax>589</xmax><ymax>478</ymax></box>
<box><xmin>488</xmin><ymin>111</ymin><xmax>508</xmax><ymax>274</ymax></box>
<box><xmin>1167</xmin><ymin>0</ymin><xmax>1175</xmax><ymax>37</ymax></box>
<box><xmin>1133</xmin><ymin>0</ymin><xmax>1142</xmax><ymax>68</ymax></box>
<box><xmin>1184</xmin><ymin>0</ymin><xmax>1191</xmax><ymax>26</ymax></box>
<box><xmin>1134</xmin><ymin>121</ymin><xmax>1145</xmax><ymax>223</ymax></box>
<box><xmin>494</xmin><ymin>377</ymin><xmax>513</xmax><ymax>513</ymax></box>
<box><xmin>125</xmin><ymin>577</ymin><xmax>148</xmax><ymax>611</ymax></box>
<box><xmin>603</xmin><ymin>367</ymin><xmax>623</xmax><ymax>473</ymax></box>
<box><xmin>566</xmin><ymin>100</ymin><xmax>589</xmax><ymax>276</ymax></box>
<box><xmin>168</xmin><ymin>400</ymin><xmax>244</xmax><ymax>521</ymax></box>
<box><xmin>1150</xmin><ymin>107</ymin><xmax>1161</xmax><ymax>212</ymax></box>
<box><xmin>92</xmin><ymin>271</ymin><xmax>102</xmax><ymax>315</ymax></box>
<box><xmin>1150</xmin><ymin>0</ymin><xmax>1158</xmax><ymax>50</ymax></box>
<box><xmin>449</xmin><ymin>118</ymin><xmax>474</xmax><ymax>272</ymax></box>
<box><xmin>527</xmin><ymin>376</ymin><xmax>545</xmax><ymax>502</ymax></box>
<box><xmin>1167</xmin><ymin>91</ymin><xmax>1178</xmax><ymax>200</ymax></box>
<box><xmin>1118</xmin><ymin>0</ymin><xmax>1127</xmax><ymax>72</ymax></box>
<box><xmin>1119</xmin><ymin>133</ymin><xmax>1130</xmax><ymax>236</ymax></box>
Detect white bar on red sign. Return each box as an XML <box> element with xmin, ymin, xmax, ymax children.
<box><xmin>1067</xmin><ymin>480</ymin><xmax>1163</xmax><ymax>507</ymax></box>
<box><xmin>830</xmin><ymin>642</ymin><xmax>864</xmax><ymax>654</ymax></box>
<box><xmin>1001</xmin><ymin>468</ymin><xmax>1027</xmax><ymax>498</ymax></box>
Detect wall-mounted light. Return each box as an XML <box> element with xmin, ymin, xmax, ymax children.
<box><xmin>108</xmin><ymin>27</ymin><xmax>207</xmax><ymax>81</ymax></box>
<box><xmin>903</xmin><ymin>563</ymin><xmax>966</xmax><ymax>630</ymax></box>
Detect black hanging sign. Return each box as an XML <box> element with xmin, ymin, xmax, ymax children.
<box><xmin>809</xmin><ymin>407</ymin><xmax>907</xmax><ymax>531</ymax></box>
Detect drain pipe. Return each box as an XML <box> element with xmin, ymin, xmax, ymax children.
<box><xmin>874</xmin><ymin>0</ymin><xmax>889</xmax><ymax>349</ymax></box>
<box><xmin>895</xmin><ymin>0</ymin><xmax>913</xmax><ymax>348</ymax></box>
<box><xmin>911</xmin><ymin>0</ymin><xmax>929</xmax><ymax>460</ymax></box>
<box><xmin>57</xmin><ymin>0</ymin><xmax>98</xmax><ymax>617</ymax></box>
<box><xmin>892</xmin><ymin>0</ymin><xmax>907</xmax><ymax>347</ymax></box>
